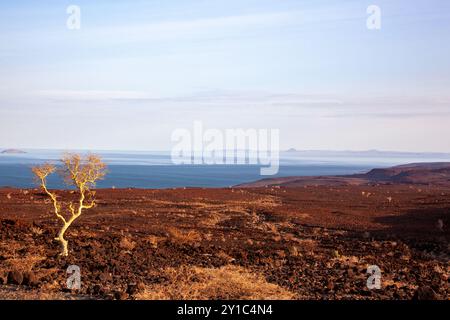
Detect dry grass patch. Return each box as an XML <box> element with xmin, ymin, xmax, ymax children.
<box><xmin>167</xmin><ymin>227</ymin><xmax>202</xmax><ymax>245</ymax></box>
<box><xmin>0</xmin><ymin>241</ymin><xmax>46</xmax><ymax>273</ymax></box>
<box><xmin>0</xmin><ymin>285</ymin><xmax>91</xmax><ymax>300</ymax></box>
<box><xmin>382</xmin><ymin>278</ymin><xmax>418</xmax><ymax>291</ymax></box>
<box><xmin>135</xmin><ymin>265</ymin><xmax>296</xmax><ymax>300</ymax></box>
<box><xmin>201</xmin><ymin>211</ymin><xmax>227</xmax><ymax>227</ymax></box>
<box><xmin>2</xmin><ymin>254</ymin><xmax>46</xmax><ymax>273</ymax></box>
<box><xmin>332</xmin><ymin>255</ymin><xmax>361</xmax><ymax>267</ymax></box>
<box><xmin>294</xmin><ymin>239</ymin><xmax>318</xmax><ymax>253</ymax></box>
<box><xmin>217</xmin><ymin>251</ymin><xmax>235</xmax><ymax>263</ymax></box>
<box><xmin>228</xmin><ymin>196</ymin><xmax>281</xmax><ymax>208</ymax></box>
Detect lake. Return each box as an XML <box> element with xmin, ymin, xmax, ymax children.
<box><xmin>0</xmin><ymin>150</ymin><xmax>447</xmax><ymax>189</ymax></box>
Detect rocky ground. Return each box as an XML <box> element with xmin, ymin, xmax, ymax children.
<box><xmin>0</xmin><ymin>185</ymin><xmax>448</xmax><ymax>300</ymax></box>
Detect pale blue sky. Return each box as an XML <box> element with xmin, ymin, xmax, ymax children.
<box><xmin>1</xmin><ymin>0</ymin><xmax>450</xmax><ymax>151</ymax></box>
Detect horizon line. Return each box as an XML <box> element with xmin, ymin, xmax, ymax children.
<box><xmin>2</xmin><ymin>147</ymin><xmax>450</xmax><ymax>156</ymax></box>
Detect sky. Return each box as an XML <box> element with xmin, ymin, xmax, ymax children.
<box><xmin>1</xmin><ymin>0</ymin><xmax>450</xmax><ymax>152</ymax></box>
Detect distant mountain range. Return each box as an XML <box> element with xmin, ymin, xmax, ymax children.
<box><xmin>238</xmin><ymin>162</ymin><xmax>450</xmax><ymax>187</ymax></box>
<box><xmin>1</xmin><ymin>149</ymin><xmax>26</xmax><ymax>154</ymax></box>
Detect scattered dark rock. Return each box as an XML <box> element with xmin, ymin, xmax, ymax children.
<box><xmin>126</xmin><ymin>283</ymin><xmax>138</xmax><ymax>295</ymax></box>
<box><xmin>7</xmin><ymin>270</ymin><xmax>23</xmax><ymax>285</ymax></box>
<box><xmin>92</xmin><ymin>284</ymin><xmax>105</xmax><ymax>295</ymax></box>
<box><xmin>326</xmin><ymin>280</ymin><xmax>334</xmax><ymax>291</ymax></box>
<box><xmin>0</xmin><ymin>183</ymin><xmax>449</xmax><ymax>300</ymax></box>
<box><xmin>104</xmin><ymin>293</ymin><xmax>115</xmax><ymax>300</ymax></box>
<box><xmin>413</xmin><ymin>286</ymin><xmax>438</xmax><ymax>300</ymax></box>
<box><xmin>22</xmin><ymin>271</ymin><xmax>39</xmax><ymax>287</ymax></box>
<box><xmin>126</xmin><ymin>282</ymin><xmax>145</xmax><ymax>295</ymax></box>
<box><xmin>114</xmin><ymin>290</ymin><xmax>128</xmax><ymax>300</ymax></box>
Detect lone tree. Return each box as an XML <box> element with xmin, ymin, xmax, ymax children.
<box><xmin>32</xmin><ymin>154</ymin><xmax>107</xmax><ymax>256</ymax></box>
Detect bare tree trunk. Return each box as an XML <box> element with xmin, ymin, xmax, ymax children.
<box><xmin>55</xmin><ymin>214</ymin><xmax>80</xmax><ymax>256</ymax></box>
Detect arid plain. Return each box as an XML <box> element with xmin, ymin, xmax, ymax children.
<box><xmin>0</xmin><ymin>163</ymin><xmax>449</xmax><ymax>300</ymax></box>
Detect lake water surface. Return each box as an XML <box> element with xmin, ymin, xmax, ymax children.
<box><xmin>0</xmin><ymin>150</ymin><xmax>447</xmax><ymax>189</ymax></box>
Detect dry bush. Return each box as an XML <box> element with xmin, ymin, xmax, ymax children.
<box><xmin>119</xmin><ymin>237</ymin><xmax>136</xmax><ymax>251</ymax></box>
<box><xmin>287</xmin><ymin>245</ymin><xmax>300</xmax><ymax>257</ymax></box>
<box><xmin>167</xmin><ymin>227</ymin><xmax>202</xmax><ymax>245</ymax></box>
<box><xmin>135</xmin><ymin>265</ymin><xmax>296</xmax><ymax>300</ymax></box>
<box><xmin>265</xmin><ymin>222</ymin><xmax>278</xmax><ymax>234</ymax></box>
<box><xmin>144</xmin><ymin>235</ymin><xmax>165</xmax><ymax>249</ymax></box>
<box><xmin>30</xmin><ymin>225</ymin><xmax>44</xmax><ymax>235</ymax></box>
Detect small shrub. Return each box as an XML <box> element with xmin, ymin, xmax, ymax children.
<box><xmin>119</xmin><ymin>237</ymin><xmax>136</xmax><ymax>251</ymax></box>
<box><xmin>167</xmin><ymin>227</ymin><xmax>202</xmax><ymax>245</ymax></box>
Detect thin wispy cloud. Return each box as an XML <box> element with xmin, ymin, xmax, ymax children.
<box><xmin>1</xmin><ymin>0</ymin><xmax>450</xmax><ymax>152</ymax></box>
<box><xmin>35</xmin><ymin>90</ymin><xmax>157</xmax><ymax>101</ymax></box>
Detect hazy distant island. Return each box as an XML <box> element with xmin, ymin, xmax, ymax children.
<box><xmin>283</xmin><ymin>149</ymin><xmax>450</xmax><ymax>158</ymax></box>
<box><xmin>1</xmin><ymin>149</ymin><xmax>26</xmax><ymax>154</ymax></box>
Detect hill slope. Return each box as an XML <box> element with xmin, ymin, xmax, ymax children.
<box><xmin>238</xmin><ymin>162</ymin><xmax>450</xmax><ymax>187</ymax></box>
